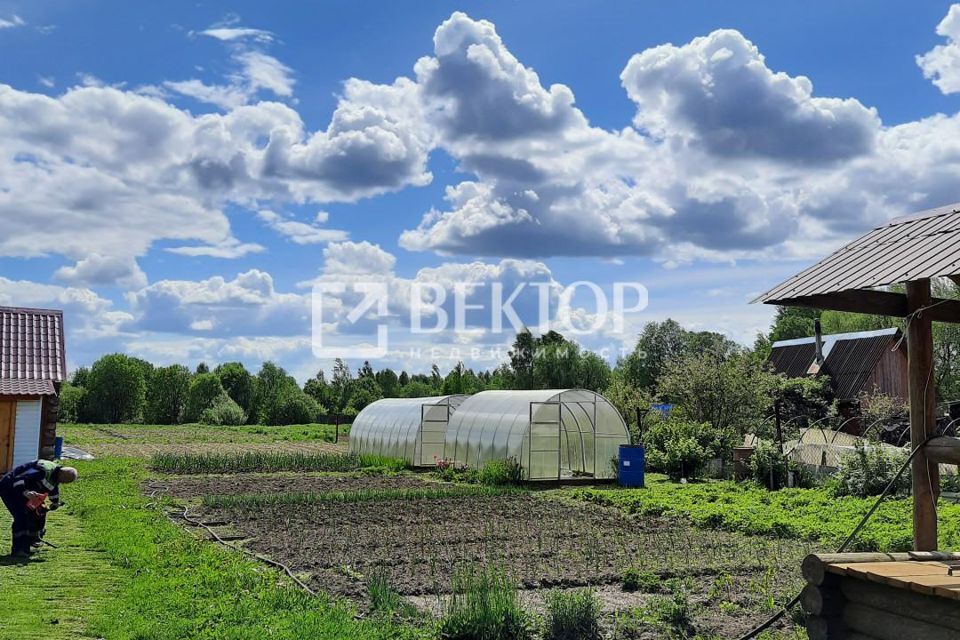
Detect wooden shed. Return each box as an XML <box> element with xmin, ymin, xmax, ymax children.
<box><xmin>0</xmin><ymin>307</ymin><xmax>66</xmax><ymax>473</ymax></box>
<box><xmin>769</xmin><ymin>328</ymin><xmax>908</xmax><ymax>427</ymax></box>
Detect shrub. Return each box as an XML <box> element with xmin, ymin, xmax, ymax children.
<box><xmin>644</xmin><ymin>419</ymin><xmax>720</xmax><ymax>480</ymax></box>
<box><xmin>830</xmin><ymin>440</ymin><xmax>910</xmax><ymax>498</ymax></box>
<box><xmin>748</xmin><ymin>440</ymin><xmax>813</xmax><ymax>489</ymax></box>
<box><xmin>267</xmin><ymin>390</ymin><xmax>321</xmax><ymax>426</ymax></box>
<box><xmin>185</xmin><ymin>373</ymin><xmax>225</xmax><ymax>423</ymax></box>
<box><xmin>58</xmin><ymin>382</ymin><xmax>88</xmax><ymax>423</ymax></box>
<box><xmin>200</xmin><ymin>392</ymin><xmax>247</xmax><ymax>426</ymax></box>
<box><xmin>544</xmin><ymin>589</ymin><xmax>602</xmax><ymax>640</ymax></box>
<box><xmin>479</xmin><ymin>458</ymin><xmax>523</xmax><ymax>486</ymax></box>
<box><xmin>439</xmin><ymin>566</ymin><xmax>535</xmax><ymax>640</ymax></box>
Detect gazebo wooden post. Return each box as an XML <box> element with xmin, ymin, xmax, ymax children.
<box><xmin>906</xmin><ymin>278</ymin><xmax>940</xmax><ymax>551</ymax></box>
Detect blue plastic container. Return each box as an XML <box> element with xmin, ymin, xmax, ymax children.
<box><xmin>618</xmin><ymin>445</ymin><xmax>645</xmax><ymax>488</ymax></box>
<box><xmin>54</xmin><ymin>436</ymin><xmax>63</xmax><ymax>460</ymax></box>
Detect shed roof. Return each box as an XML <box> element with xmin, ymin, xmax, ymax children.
<box><xmin>769</xmin><ymin>328</ymin><xmax>901</xmax><ymax>400</ymax></box>
<box><xmin>757</xmin><ymin>204</ymin><xmax>960</xmax><ymax>303</ymax></box>
<box><xmin>0</xmin><ymin>306</ymin><xmax>66</xmax><ymax>384</ymax></box>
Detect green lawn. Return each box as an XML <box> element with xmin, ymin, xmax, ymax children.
<box><xmin>572</xmin><ymin>474</ymin><xmax>960</xmax><ymax>552</ymax></box>
<box><xmin>0</xmin><ymin>493</ymin><xmax>120</xmax><ymax>639</ymax></box>
<box><xmin>1</xmin><ymin>458</ymin><xmax>423</xmax><ymax>640</ymax></box>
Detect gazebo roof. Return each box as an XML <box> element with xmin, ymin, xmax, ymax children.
<box><xmin>754</xmin><ymin>203</ymin><xmax>960</xmax><ymax>321</ymax></box>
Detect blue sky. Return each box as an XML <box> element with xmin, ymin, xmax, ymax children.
<box><xmin>3</xmin><ymin>1</ymin><xmax>960</xmax><ymax>381</ymax></box>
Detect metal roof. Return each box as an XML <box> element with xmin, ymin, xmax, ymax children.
<box><xmin>756</xmin><ymin>202</ymin><xmax>960</xmax><ymax>304</ymax></box>
<box><xmin>769</xmin><ymin>328</ymin><xmax>902</xmax><ymax>400</ymax></box>
<box><xmin>0</xmin><ymin>306</ymin><xmax>66</xmax><ymax>384</ymax></box>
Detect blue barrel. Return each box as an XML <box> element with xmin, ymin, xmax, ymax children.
<box><xmin>54</xmin><ymin>436</ymin><xmax>63</xmax><ymax>460</ymax></box>
<box><xmin>618</xmin><ymin>445</ymin><xmax>645</xmax><ymax>488</ymax></box>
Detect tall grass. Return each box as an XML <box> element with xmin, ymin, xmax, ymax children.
<box><xmin>439</xmin><ymin>566</ymin><xmax>534</xmax><ymax>640</ymax></box>
<box><xmin>203</xmin><ymin>485</ymin><xmax>525</xmax><ymax>509</ymax></box>
<box><xmin>543</xmin><ymin>589</ymin><xmax>602</xmax><ymax>640</ymax></box>
<box><xmin>150</xmin><ymin>451</ymin><xmax>406</xmax><ymax>474</ymax></box>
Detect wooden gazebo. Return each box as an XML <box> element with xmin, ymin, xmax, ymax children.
<box><xmin>757</xmin><ymin>204</ymin><xmax>960</xmax><ymax>638</ymax></box>
<box><xmin>756</xmin><ymin>202</ymin><xmax>960</xmax><ymax>550</ymax></box>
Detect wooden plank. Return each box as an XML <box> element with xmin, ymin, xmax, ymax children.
<box><xmin>805</xmin><ymin>552</ymin><xmax>960</xmax><ymax>585</ymax></box>
<box><xmin>907</xmin><ymin>279</ymin><xmax>939</xmax><ymax>551</ymax></box>
<box><xmin>842</xmin><ymin>577</ymin><xmax>960</xmax><ymax>631</ymax></box>
<box><xmin>924</xmin><ymin>436</ymin><xmax>960</xmax><ymax>465</ymax></box>
<box><xmin>844</xmin><ymin>602</ymin><xmax>958</xmax><ymax>640</ymax></box>
<box><xmin>840</xmin><ymin>561</ymin><xmax>951</xmax><ymax>580</ymax></box>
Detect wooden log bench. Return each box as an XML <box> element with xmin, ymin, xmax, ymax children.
<box><xmin>802</xmin><ymin>552</ymin><xmax>960</xmax><ymax>639</ymax></box>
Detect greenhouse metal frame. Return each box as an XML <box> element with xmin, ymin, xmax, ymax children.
<box><xmin>444</xmin><ymin>389</ymin><xmax>630</xmax><ymax>481</ymax></box>
<box><xmin>349</xmin><ymin>395</ymin><xmax>467</xmax><ymax>466</ymax></box>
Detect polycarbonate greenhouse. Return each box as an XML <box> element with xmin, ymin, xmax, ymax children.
<box><xmin>349</xmin><ymin>395</ymin><xmax>467</xmax><ymax>466</ymax></box>
<box><xmin>444</xmin><ymin>389</ymin><xmax>630</xmax><ymax>481</ymax></box>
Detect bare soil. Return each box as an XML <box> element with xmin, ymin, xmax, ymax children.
<box><xmin>194</xmin><ymin>485</ymin><xmax>813</xmax><ymax>638</ymax></box>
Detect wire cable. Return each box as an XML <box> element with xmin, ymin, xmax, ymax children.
<box><xmin>736</xmin><ymin>434</ymin><xmax>935</xmax><ymax>640</ymax></box>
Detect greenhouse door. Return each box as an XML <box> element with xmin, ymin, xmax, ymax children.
<box><xmin>528</xmin><ymin>401</ymin><xmax>561</xmax><ymax>480</ymax></box>
<box><xmin>419</xmin><ymin>403</ymin><xmax>449</xmax><ymax>466</ymax></box>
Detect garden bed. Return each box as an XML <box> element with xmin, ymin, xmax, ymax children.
<box><xmin>195</xmin><ymin>488</ymin><xmax>815</xmax><ymax>637</ymax></box>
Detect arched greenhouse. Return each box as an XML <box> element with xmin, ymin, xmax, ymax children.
<box><xmin>349</xmin><ymin>395</ymin><xmax>467</xmax><ymax>466</ymax></box>
<box><xmin>444</xmin><ymin>389</ymin><xmax>630</xmax><ymax>481</ymax></box>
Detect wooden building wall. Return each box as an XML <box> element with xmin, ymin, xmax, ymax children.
<box><xmin>864</xmin><ymin>342</ymin><xmax>909</xmax><ymax>402</ymax></box>
<box><xmin>39</xmin><ymin>389</ymin><xmax>59</xmax><ymax>460</ymax></box>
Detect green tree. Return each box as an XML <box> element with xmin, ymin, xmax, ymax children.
<box><xmin>215</xmin><ymin>362</ymin><xmax>255</xmax><ymax>414</ymax></box>
<box><xmin>347</xmin><ymin>376</ymin><xmax>383</xmax><ymax>413</ymax></box>
<box><xmin>251</xmin><ymin>362</ymin><xmax>299</xmax><ymax>424</ymax></box>
<box><xmin>145</xmin><ymin>365</ymin><xmax>191</xmax><ymax>424</ymax></box>
<box><xmin>398</xmin><ymin>370</ymin><xmax>410</xmax><ymax>387</ymax></box>
<box><xmin>375</xmin><ymin>368</ymin><xmax>400</xmax><ymax>397</ymax></box>
<box><xmin>304</xmin><ymin>370</ymin><xmax>333</xmax><ymax>409</ymax></box>
<box><xmin>657</xmin><ymin>350</ymin><xmax>770</xmax><ymax>455</ymax></box>
<box><xmin>195</xmin><ymin>362</ymin><xmax>210</xmax><ymax>374</ymax></box>
<box><xmin>58</xmin><ymin>382</ymin><xmax>88</xmax><ymax>423</ymax></box>
<box><xmin>768</xmin><ymin>307</ymin><xmax>818</xmax><ymax>342</ymax></box>
<box><xmin>330</xmin><ymin>359</ymin><xmax>353</xmax><ymax>413</ymax></box>
<box><xmin>509</xmin><ymin>328</ymin><xmax>536</xmax><ymax>389</ymax></box>
<box><xmin>85</xmin><ymin>354</ymin><xmax>147</xmax><ymax>423</ymax></box>
<box><xmin>400</xmin><ymin>380</ymin><xmax>436</xmax><ymax>398</ymax></box>
<box><xmin>358</xmin><ymin>361</ymin><xmax>375</xmax><ymax>379</ymax></box>
<box><xmin>70</xmin><ymin>366</ymin><xmax>90</xmax><ymax>388</ymax></box>
<box><xmin>185</xmin><ymin>373</ymin><xmax>225</xmax><ymax>423</ymax></box>
<box><xmin>619</xmin><ymin>320</ymin><xmax>734</xmax><ymax>391</ymax></box>
<box><xmin>267</xmin><ymin>388</ymin><xmax>321</xmax><ymax>425</ymax></box>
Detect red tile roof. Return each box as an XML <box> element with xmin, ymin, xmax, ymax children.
<box><xmin>0</xmin><ymin>307</ymin><xmax>66</xmax><ymax>384</ymax></box>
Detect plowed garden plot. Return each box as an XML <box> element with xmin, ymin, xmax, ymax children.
<box><xmin>151</xmin><ymin>473</ymin><xmax>436</xmax><ymax>498</ymax></box>
<box><xmin>197</xmin><ymin>492</ymin><xmax>815</xmax><ymax>637</ymax></box>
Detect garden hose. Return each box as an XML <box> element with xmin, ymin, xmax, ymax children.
<box><xmin>735</xmin><ymin>435</ymin><xmax>935</xmax><ymax>640</ymax></box>
<box><xmin>179</xmin><ymin>506</ymin><xmax>318</xmax><ymax>596</ymax></box>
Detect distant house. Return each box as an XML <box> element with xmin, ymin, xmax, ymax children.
<box><xmin>0</xmin><ymin>307</ymin><xmax>66</xmax><ymax>472</ymax></box>
<box><xmin>768</xmin><ymin>327</ymin><xmax>908</xmax><ymax>413</ymax></box>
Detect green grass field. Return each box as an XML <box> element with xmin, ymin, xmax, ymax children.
<box><xmin>0</xmin><ymin>496</ymin><xmax>121</xmax><ymax>639</ymax></box>
<box><xmin>573</xmin><ymin>474</ymin><xmax>960</xmax><ymax>552</ymax></box>
<box><xmin>60</xmin><ymin>422</ymin><xmax>349</xmax><ymax>446</ymax></box>
<box><xmin>0</xmin><ymin>458</ymin><xmax>423</xmax><ymax>640</ymax></box>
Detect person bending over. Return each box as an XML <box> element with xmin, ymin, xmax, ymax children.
<box><xmin>0</xmin><ymin>460</ymin><xmax>78</xmax><ymax>557</ymax></box>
